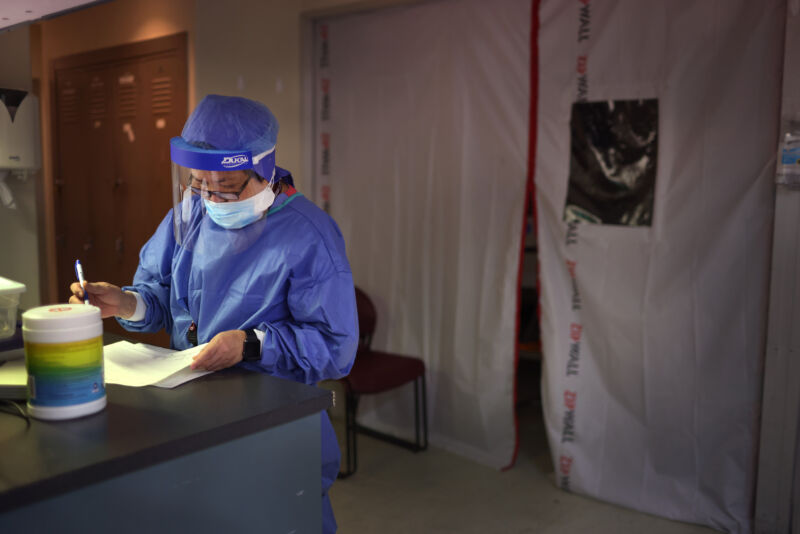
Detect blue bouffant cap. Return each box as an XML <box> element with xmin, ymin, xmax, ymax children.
<box><xmin>179</xmin><ymin>94</ymin><xmax>279</xmax><ymax>179</ymax></box>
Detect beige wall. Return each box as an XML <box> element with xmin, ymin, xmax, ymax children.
<box><xmin>32</xmin><ymin>0</ymin><xmax>196</xmax><ymax>303</ymax></box>
<box><xmin>0</xmin><ymin>27</ymin><xmax>33</xmax><ymax>93</ymax></box>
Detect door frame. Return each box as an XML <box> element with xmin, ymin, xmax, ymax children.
<box><xmin>755</xmin><ymin>1</ymin><xmax>800</xmax><ymax>529</ymax></box>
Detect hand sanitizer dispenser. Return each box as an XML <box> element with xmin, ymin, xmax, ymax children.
<box><xmin>0</xmin><ymin>89</ymin><xmax>41</xmax><ymax>209</ymax></box>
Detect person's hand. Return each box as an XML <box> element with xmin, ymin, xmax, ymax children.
<box><xmin>69</xmin><ymin>281</ymin><xmax>136</xmax><ymax>319</ymax></box>
<box><xmin>191</xmin><ymin>330</ymin><xmax>246</xmax><ymax>371</ymax></box>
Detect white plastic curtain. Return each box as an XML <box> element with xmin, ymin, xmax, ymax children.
<box><xmin>314</xmin><ymin>0</ymin><xmax>530</xmax><ymax>468</ymax></box>
<box><xmin>536</xmin><ymin>1</ymin><xmax>783</xmax><ymax>532</ymax></box>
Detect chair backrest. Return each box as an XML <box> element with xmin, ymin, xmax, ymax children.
<box><xmin>354</xmin><ymin>286</ymin><xmax>377</xmax><ymax>349</ymax></box>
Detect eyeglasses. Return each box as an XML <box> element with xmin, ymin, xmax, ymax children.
<box><xmin>189</xmin><ymin>174</ymin><xmax>253</xmax><ymax>202</ymax></box>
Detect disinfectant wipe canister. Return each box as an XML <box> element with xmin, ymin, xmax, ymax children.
<box><xmin>22</xmin><ymin>305</ymin><xmax>106</xmax><ymax>420</ymax></box>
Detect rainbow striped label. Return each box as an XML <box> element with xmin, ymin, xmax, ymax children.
<box><xmin>25</xmin><ymin>337</ymin><xmax>105</xmax><ymax>407</ymax></box>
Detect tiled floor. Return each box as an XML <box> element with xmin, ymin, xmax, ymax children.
<box><xmin>328</xmin><ymin>360</ymin><xmax>718</xmax><ymax>534</ymax></box>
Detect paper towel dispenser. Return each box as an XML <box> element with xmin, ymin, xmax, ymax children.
<box><xmin>0</xmin><ymin>89</ymin><xmax>41</xmax><ymax>171</ymax></box>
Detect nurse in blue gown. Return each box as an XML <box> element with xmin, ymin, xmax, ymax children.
<box><xmin>69</xmin><ymin>95</ymin><xmax>358</xmax><ymax>533</ymax></box>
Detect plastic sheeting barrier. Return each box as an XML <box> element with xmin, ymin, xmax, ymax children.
<box><xmin>536</xmin><ymin>1</ymin><xmax>783</xmax><ymax>531</ymax></box>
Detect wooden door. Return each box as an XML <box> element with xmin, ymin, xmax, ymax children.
<box><xmin>52</xmin><ymin>34</ymin><xmax>187</xmax><ymax>347</ymax></box>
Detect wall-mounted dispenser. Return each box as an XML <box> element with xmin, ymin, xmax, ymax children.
<box><xmin>0</xmin><ymin>89</ymin><xmax>41</xmax><ymax>209</ymax></box>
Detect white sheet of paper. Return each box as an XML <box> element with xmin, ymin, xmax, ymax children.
<box><xmin>103</xmin><ymin>341</ymin><xmax>212</xmax><ymax>388</ymax></box>
<box><xmin>153</xmin><ymin>365</ymin><xmax>213</xmax><ymax>389</ymax></box>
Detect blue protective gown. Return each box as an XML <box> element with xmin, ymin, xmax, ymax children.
<box><xmin>117</xmin><ymin>169</ymin><xmax>357</xmax><ymax>533</ymax></box>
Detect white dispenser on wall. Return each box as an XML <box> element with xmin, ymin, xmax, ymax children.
<box><xmin>0</xmin><ymin>89</ymin><xmax>41</xmax><ymax>209</ymax></box>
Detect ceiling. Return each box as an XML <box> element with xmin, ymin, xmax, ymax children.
<box><xmin>0</xmin><ymin>0</ymin><xmax>108</xmax><ymax>33</ymax></box>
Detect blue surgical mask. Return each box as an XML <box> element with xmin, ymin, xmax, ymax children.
<box><xmin>203</xmin><ymin>185</ymin><xmax>276</xmax><ymax>229</ymax></box>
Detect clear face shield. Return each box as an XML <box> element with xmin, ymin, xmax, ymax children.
<box><xmin>170</xmin><ymin>137</ymin><xmax>276</xmax><ymax>252</ymax></box>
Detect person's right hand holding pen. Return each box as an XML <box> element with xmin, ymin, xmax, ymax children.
<box><xmin>69</xmin><ymin>261</ymin><xmax>138</xmax><ymax>319</ymax></box>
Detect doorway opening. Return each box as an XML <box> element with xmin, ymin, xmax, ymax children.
<box><xmin>515</xmin><ymin>201</ymin><xmax>552</xmax><ymax>473</ymax></box>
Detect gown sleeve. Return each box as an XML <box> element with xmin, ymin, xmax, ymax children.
<box><xmin>252</xmin><ymin>231</ymin><xmax>359</xmax><ymax>386</ymax></box>
<box><xmin>116</xmin><ymin>211</ymin><xmax>176</xmax><ymax>334</ymax></box>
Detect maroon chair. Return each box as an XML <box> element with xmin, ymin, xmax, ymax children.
<box><xmin>338</xmin><ymin>287</ymin><xmax>428</xmax><ymax>478</ymax></box>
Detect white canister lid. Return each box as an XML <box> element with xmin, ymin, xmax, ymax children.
<box><xmin>0</xmin><ymin>276</ymin><xmax>26</xmax><ymax>295</ymax></box>
<box><xmin>22</xmin><ymin>304</ymin><xmax>102</xmax><ymax>343</ymax></box>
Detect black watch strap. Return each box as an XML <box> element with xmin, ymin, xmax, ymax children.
<box><xmin>242</xmin><ymin>328</ymin><xmax>261</xmax><ymax>362</ymax></box>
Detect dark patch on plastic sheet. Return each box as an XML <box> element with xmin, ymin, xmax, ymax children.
<box><xmin>565</xmin><ymin>99</ymin><xmax>658</xmax><ymax>226</ymax></box>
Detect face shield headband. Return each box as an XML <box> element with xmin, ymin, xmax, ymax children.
<box><xmin>169</xmin><ymin>137</ymin><xmax>276</xmax><ymax>180</ymax></box>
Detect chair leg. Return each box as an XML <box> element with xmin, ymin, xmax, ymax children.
<box><xmin>414</xmin><ymin>378</ymin><xmax>421</xmax><ymax>450</ymax></box>
<box><xmin>413</xmin><ymin>375</ymin><xmax>428</xmax><ymax>452</ymax></box>
<box><xmin>421</xmin><ymin>373</ymin><xmax>428</xmax><ymax>450</ymax></box>
<box><xmin>351</xmin><ymin>377</ymin><xmax>430</xmax><ymax>455</ymax></box>
<box><xmin>338</xmin><ymin>391</ymin><xmax>359</xmax><ymax>479</ymax></box>
<box><xmin>351</xmin><ymin>393</ymin><xmax>359</xmax><ymax>473</ymax></box>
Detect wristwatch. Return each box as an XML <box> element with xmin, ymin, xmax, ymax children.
<box><xmin>242</xmin><ymin>328</ymin><xmax>261</xmax><ymax>362</ymax></box>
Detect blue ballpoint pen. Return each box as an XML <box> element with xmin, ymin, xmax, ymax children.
<box><xmin>74</xmin><ymin>259</ymin><xmax>89</xmax><ymax>304</ymax></box>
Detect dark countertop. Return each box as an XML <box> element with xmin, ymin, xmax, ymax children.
<box><xmin>0</xmin><ymin>365</ymin><xmax>332</xmax><ymax>513</ymax></box>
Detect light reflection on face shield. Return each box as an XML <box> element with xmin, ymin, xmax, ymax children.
<box><xmin>181</xmin><ymin>186</ymin><xmax>193</xmax><ymax>224</ymax></box>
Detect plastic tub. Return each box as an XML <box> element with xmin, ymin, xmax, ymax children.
<box><xmin>0</xmin><ymin>276</ymin><xmax>25</xmax><ymax>340</ymax></box>
<box><xmin>22</xmin><ymin>304</ymin><xmax>106</xmax><ymax>420</ymax></box>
